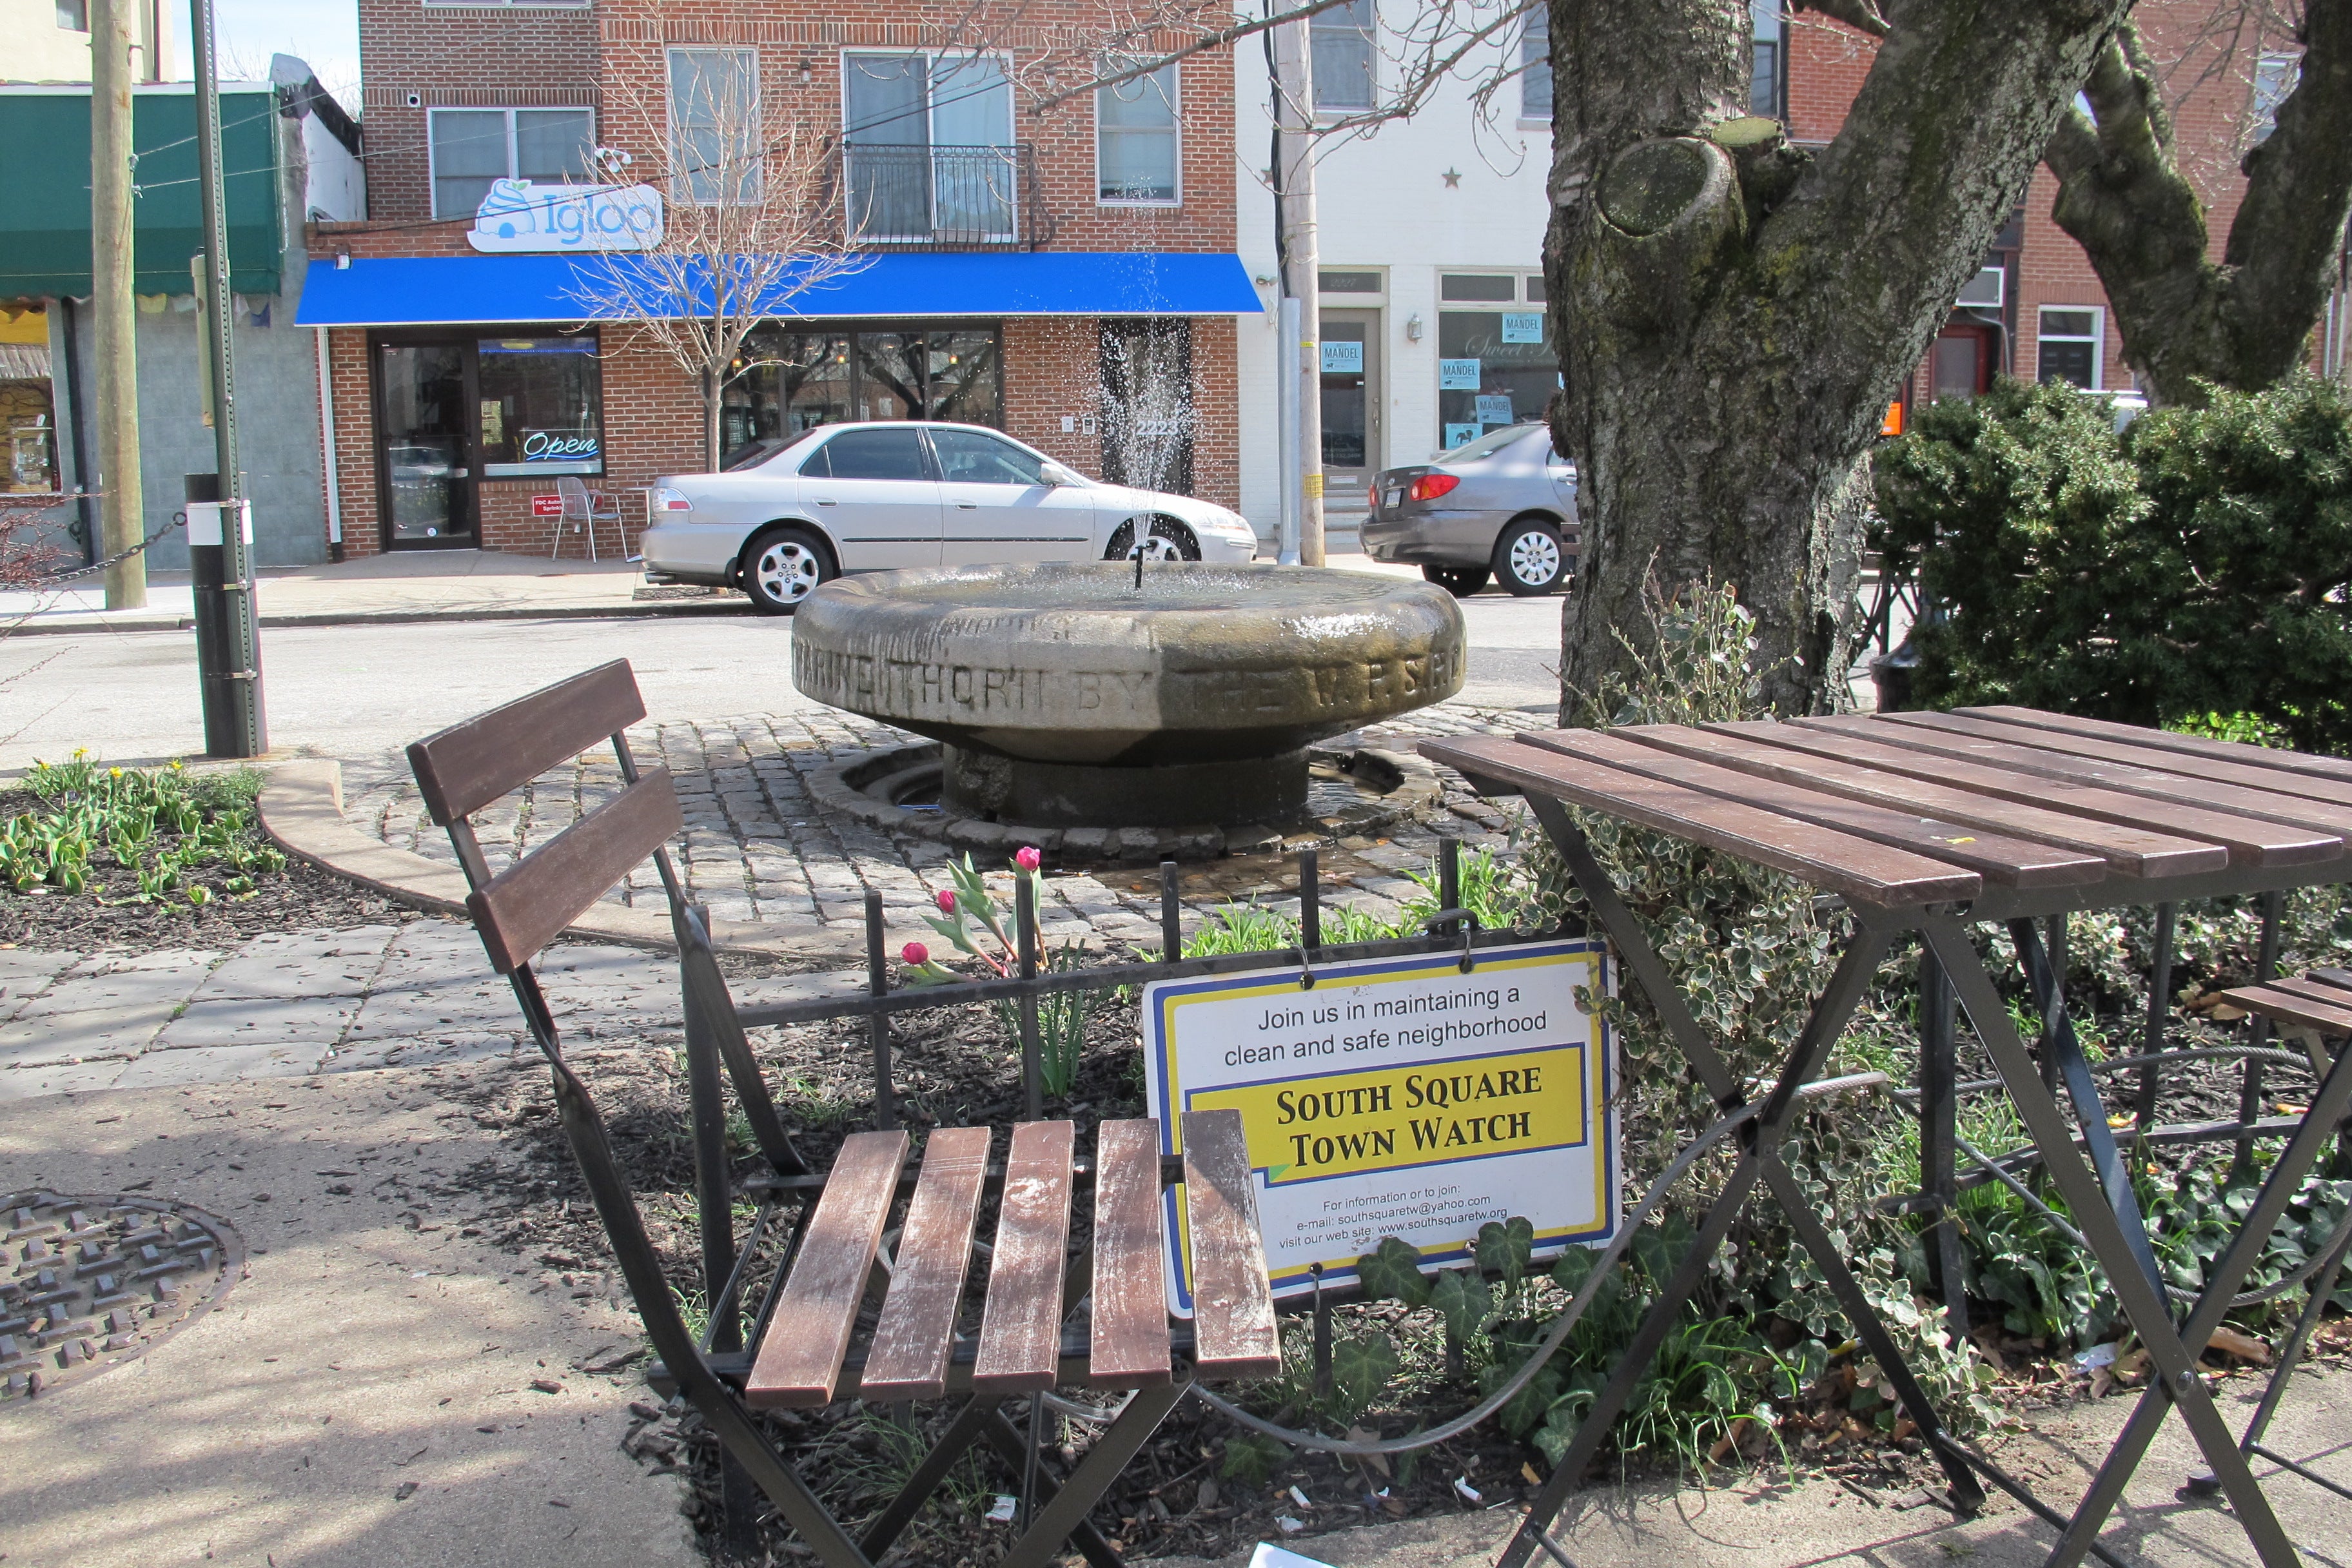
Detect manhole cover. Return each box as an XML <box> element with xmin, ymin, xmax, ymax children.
<box><xmin>1</xmin><ymin>1190</ymin><xmax>242</xmax><ymax>1400</ymax></box>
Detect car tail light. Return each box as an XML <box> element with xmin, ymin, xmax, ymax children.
<box><xmin>651</xmin><ymin>486</ymin><xmax>694</xmax><ymax>512</ymax></box>
<box><xmin>1407</xmin><ymin>473</ymin><xmax>1460</xmax><ymax>502</ymax></box>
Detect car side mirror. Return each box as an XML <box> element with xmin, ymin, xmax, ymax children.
<box><xmin>1039</xmin><ymin>462</ymin><xmax>1077</xmax><ymax>486</ymax></box>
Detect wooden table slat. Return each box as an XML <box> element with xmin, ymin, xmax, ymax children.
<box><xmin>1923</xmin><ymin>710</ymin><xmax>2352</xmax><ymax>811</ymax></box>
<box><xmin>1182</xmin><ymin>1110</ymin><xmax>1282</xmax><ymax>1381</ymax></box>
<box><xmin>1754</xmin><ymin>720</ymin><xmax>2342</xmax><ymax>867</ymax></box>
<box><xmin>1418</xmin><ymin>735</ymin><xmax>1983</xmax><ymax>906</ymax></box>
<box><xmin>1857</xmin><ymin>712</ymin><xmax>2352</xmax><ymax>836</ymax></box>
<box><xmin>858</xmin><ymin>1126</ymin><xmax>992</xmax><ymax>1401</ymax></box>
<box><xmin>2253</xmin><ymin>974</ymin><xmax>2352</xmax><ymax>1016</ymax></box>
<box><xmin>1958</xmin><ymin>705</ymin><xmax>2352</xmax><ymax>787</ymax></box>
<box><xmin>2219</xmin><ymin>983</ymin><xmax>2352</xmax><ymax>1037</ymax></box>
<box><xmin>1523</xmin><ymin>730</ymin><xmax>2104</xmax><ymax>888</ymax></box>
<box><xmin>972</xmin><ymin>1120</ymin><xmax>1076</xmax><ymax>1393</ymax></box>
<box><xmin>1086</xmin><ymin>1119</ymin><xmax>1172</xmax><ymax>1387</ymax></box>
<box><xmin>1626</xmin><ymin>723</ymin><xmax>2224</xmax><ymax>877</ymax></box>
<box><xmin>2306</xmin><ymin>968</ymin><xmax>2352</xmax><ymax>994</ymax></box>
<box><xmin>745</xmin><ymin>1130</ymin><xmax>909</xmax><ymax>1409</ymax></box>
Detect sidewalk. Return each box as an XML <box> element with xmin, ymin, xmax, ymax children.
<box><xmin>0</xmin><ymin>550</ymin><xmax>750</xmax><ymax>636</ymax></box>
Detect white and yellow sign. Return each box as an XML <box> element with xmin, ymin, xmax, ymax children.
<box><xmin>1144</xmin><ymin>939</ymin><xmax>1616</xmax><ymax>1310</ymax></box>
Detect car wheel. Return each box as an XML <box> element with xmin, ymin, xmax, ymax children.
<box><xmin>1421</xmin><ymin>565</ymin><xmax>1492</xmax><ymax>598</ymax></box>
<box><xmin>1493</xmin><ymin>518</ymin><xmax>1567</xmax><ymax>596</ymax></box>
<box><xmin>740</xmin><ymin>525</ymin><xmax>832</xmax><ymax>614</ymax></box>
<box><xmin>1104</xmin><ymin>516</ymin><xmax>1200</xmax><ymax>562</ymax></box>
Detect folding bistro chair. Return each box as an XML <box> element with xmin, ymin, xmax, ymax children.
<box><xmin>404</xmin><ymin>660</ymin><xmax>1282</xmax><ymax>1568</ymax></box>
<box><xmin>553</xmin><ymin>475</ymin><xmax>623</xmax><ymax>561</ymax></box>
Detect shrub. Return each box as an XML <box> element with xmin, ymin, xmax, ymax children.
<box><xmin>1874</xmin><ymin>375</ymin><xmax>2352</xmax><ymax>753</ymax></box>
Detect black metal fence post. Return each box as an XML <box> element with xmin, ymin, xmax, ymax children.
<box><xmin>1160</xmin><ymin>859</ymin><xmax>1181</xmax><ymax>959</ymax></box>
<box><xmin>1017</xmin><ymin>875</ymin><xmax>1043</xmax><ymax>1119</ymax></box>
<box><xmin>1300</xmin><ymin>847</ymin><xmax>1321</xmax><ymax>952</ymax></box>
<box><xmin>867</xmin><ymin>892</ymin><xmax>896</xmax><ymax>1131</ymax></box>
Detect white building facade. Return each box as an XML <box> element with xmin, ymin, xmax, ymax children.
<box><xmin>1233</xmin><ymin>5</ymin><xmax>1556</xmax><ymax>539</ymax></box>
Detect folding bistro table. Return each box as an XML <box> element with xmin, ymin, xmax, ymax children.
<box><xmin>1420</xmin><ymin>706</ymin><xmax>2352</xmax><ymax>1568</ymax></box>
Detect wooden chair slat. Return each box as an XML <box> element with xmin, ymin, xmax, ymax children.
<box><xmin>1903</xmin><ymin>710</ymin><xmax>2352</xmax><ymax>812</ymax></box>
<box><xmin>2306</xmin><ymin>968</ymin><xmax>2352</xmax><ymax>994</ymax></box>
<box><xmin>973</xmin><ymin>1120</ymin><xmax>1076</xmax><ymax>1393</ymax></box>
<box><xmin>1631</xmin><ymin>723</ymin><xmax>2224</xmax><ymax>877</ymax></box>
<box><xmin>1740</xmin><ymin>721</ymin><xmax>2342</xmax><ymax>868</ymax></box>
<box><xmin>1525</xmin><ymin>730</ymin><xmax>2104</xmax><ymax>888</ymax></box>
<box><xmin>406</xmin><ymin>659</ymin><xmax>645</xmax><ymax>826</ymax></box>
<box><xmin>1182</xmin><ymin>1110</ymin><xmax>1280</xmax><ymax>1380</ymax></box>
<box><xmin>860</xmin><ymin>1126</ymin><xmax>992</xmax><ymax>1401</ymax></box>
<box><xmin>746</xmin><ymin>1131</ymin><xmax>910</xmax><ymax>1410</ymax></box>
<box><xmin>1418</xmin><ymin>734</ymin><xmax>1982</xmax><ymax>906</ymax></box>
<box><xmin>1086</xmin><ymin>1119</ymin><xmax>1171</xmax><ymax>1388</ymax></box>
<box><xmin>466</xmin><ymin>769</ymin><xmax>683</xmax><ymax>973</ymax></box>
<box><xmin>2218</xmin><ymin>983</ymin><xmax>2352</xmax><ymax>1037</ymax></box>
<box><xmin>1957</xmin><ymin>705</ymin><xmax>2352</xmax><ymax>787</ymax></box>
<box><xmin>1855</xmin><ymin>713</ymin><xmax>2352</xmax><ymax>838</ymax></box>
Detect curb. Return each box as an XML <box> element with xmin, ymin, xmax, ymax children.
<box><xmin>256</xmin><ymin>758</ymin><xmax>865</xmax><ymax>962</ymax></box>
<box><xmin>7</xmin><ymin>597</ymin><xmax>756</xmax><ymax>639</ymax></box>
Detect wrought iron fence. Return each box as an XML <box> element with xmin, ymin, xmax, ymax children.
<box><xmin>827</xmin><ymin>142</ymin><xmax>1048</xmax><ymax>250</ymax></box>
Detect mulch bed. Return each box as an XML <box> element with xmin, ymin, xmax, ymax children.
<box><xmin>0</xmin><ymin>842</ymin><xmax>430</xmax><ymax>954</ymax></box>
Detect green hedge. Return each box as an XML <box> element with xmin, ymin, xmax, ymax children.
<box><xmin>1873</xmin><ymin>375</ymin><xmax>2352</xmax><ymax>753</ymax></box>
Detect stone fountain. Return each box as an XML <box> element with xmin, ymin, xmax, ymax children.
<box><xmin>791</xmin><ymin>563</ymin><xmax>1464</xmax><ymax>849</ymax></box>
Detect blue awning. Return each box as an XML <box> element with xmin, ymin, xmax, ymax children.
<box><xmin>297</xmin><ymin>251</ymin><xmax>1264</xmax><ymax>327</ymax></box>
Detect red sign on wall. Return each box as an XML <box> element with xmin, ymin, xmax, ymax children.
<box><xmin>531</xmin><ymin>494</ymin><xmax>565</xmax><ymax>517</ymax></box>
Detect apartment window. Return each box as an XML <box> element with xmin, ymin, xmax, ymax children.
<box><xmin>1750</xmin><ymin>0</ymin><xmax>1785</xmax><ymax>119</ymax></box>
<box><xmin>1440</xmin><ymin>274</ymin><xmax>1516</xmax><ymax>302</ymax></box>
<box><xmin>1312</xmin><ymin>0</ymin><xmax>1376</xmax><ymax>112</ymax></box>
<box><xmin>1524</xmin><ymin>273</ymin><xmax>1547</xmax><ymax>302</ymax></box>
<box><xmin>1098</xmin><ymin>62</ymin><xmax>1179</xmax><ymax>204</ymax></box>
<box><xmin>2251</xmin><ymin>52</ymin><xmax>2298</xmax><ymax>142</ymax></box>
<box><xmin>1320</xmin><ymin>270</ymin><xmax>1383</xmax><ymax>295</ymax></box>
<box><xmin>669</xmin><ymin>47</ymin><xmax>761</xmax><ymax>205</ymax></box>
<box><xmin>2037</xmin><ymin>308</ymin><xmax>2104</xmax><ymax>390</ymax></box>
<box><xmin>428</xmin><ymin>108</ymin><xmax>594</xmax><ymax>220</ymax></box>
<box><xmin>54</xmin><ymin>2</ymin><xmax>87</xmax><ymax>31</ymax></box>
<box><xmin>1437</xmin><ymin>284</ymin><xmax>1559</xmax><ymax>449</ymax></box>
<box><xmin>843</xmin><ymin>52</ymin><xmax>1016</xmax><ymax>240</ymax></box>
<box><xmin>1521</xmin><ymin>18</ymin><xmax>1552</xmax><ymax>119</ymax></box>
<box><xmin>476</xmin><ymin>335</ymin><xmax>603</xmax><ymax>478</ymax></box>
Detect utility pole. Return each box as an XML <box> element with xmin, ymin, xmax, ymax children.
<box><xmin>187</xmin><ymin>0</ymin><xmax>265</xmax><ymax>757</ymax></box>
<box><xmin>90</xmin><ymin>0</ymin><xmax>144</xmax><ymax>609</ymax></box>
<box><xmin>1271</xmin><ymin>13</ymin><xmax>1325</xmax><ymax>566</ymax></box>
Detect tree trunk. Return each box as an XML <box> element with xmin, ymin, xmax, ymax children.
<box><xmin>2045</xmin><ymin>14</ymin><xmax>2352</xmax><ymax>405</ymax></box>
<box><xmin>703</xmin><ymin>366</ymin><xmax>723</xmax><ymax>471</ymax></box>
<box><xmin>1549</xmin><ymin>0</ymin><xmax>2132</xmax><ymax>717</ymax></box>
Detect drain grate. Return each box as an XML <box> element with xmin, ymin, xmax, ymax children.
<box><xmin>1</xmin><ymin>1190</ymin><xmax>242</xmax><ymax>1400</ymax></box>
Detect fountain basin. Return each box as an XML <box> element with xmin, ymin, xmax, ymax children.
<box><xmin>790</xmin><ymin>563</ymin><xmax>1465</xmax><ymax>828</ymax></box>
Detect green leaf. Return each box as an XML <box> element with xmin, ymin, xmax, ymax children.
<box><xmin>1329</xmin><ymin>1333</ymin><xmax>1399</xmax><ymax>1415</ymax></box>
<box><xmin>1355</xmin><ymin>1236</ymin><xmax>1430</xmax><ymax>1307</ymax></box>
<box><xmin>1476</xmin><ymin>1217</ymin><xmax>1535</xmax><ymax>1287</ymax></box>
<box><xmin>1551</xmin><ymin>1243</ymin><xmax>1595</xmax><ymax>1295</ymax></box>
<box><xmin>1219</xmin><ymin>1432</ymin><xmax>1288</xmax><ymax>1488</ymax></box>
<box><xmin>1427</xmin><ymin>1268</ymin><xmax>1493</xmax><ymax>1344</ymax></box>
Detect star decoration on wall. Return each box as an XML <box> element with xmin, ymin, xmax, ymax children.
<box><xmin>1442</xmin><ymin>168</ymin><xmax>1463</xmax><ymax>188</ymax></box>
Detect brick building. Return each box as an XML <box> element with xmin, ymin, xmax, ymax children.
<box><xmin>1783</xmin><ymin>3</ymin><xmax>2316</xmax><ymax>417</ymax></box>
<box><xmin>299</xmin><ymin>0</ymin><xmax>1254</xmax><ymax>560</ymax></box>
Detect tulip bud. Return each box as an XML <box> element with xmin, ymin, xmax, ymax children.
<box><xmin>1015</xmin><ymin>845</ymin><xmax>1042</xmax><ymax>872</ymax></box>
<box><xmin>902</xmin><ymin>941</ymin><xmax>929</xmax><ymax>965</ymax></box>
<box><xmin>936</xmin><ymin>888</ymin><xmax>957</xmax><ymax>914</ymax></box>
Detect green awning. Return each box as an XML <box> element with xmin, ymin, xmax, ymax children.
<box><xmin>0</xmin><ymin>85</ymin><xmax>284</xmax><ymax>300</ymax></box>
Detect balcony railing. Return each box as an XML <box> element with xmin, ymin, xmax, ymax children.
<box><xmin>827</xmin><ymin>142</ymin><xmax>1052</xmax><ymax>250</ymax></box>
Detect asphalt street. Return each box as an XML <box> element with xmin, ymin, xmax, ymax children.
<box><xmin>0</xmin><ymin>590</ymin><xmax>1563</xmax><ymax>770</ymax></box>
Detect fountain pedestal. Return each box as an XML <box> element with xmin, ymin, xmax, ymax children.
<box><xmin>790</xmin><ymin>563</ymin><xmax>1465</xmax><ymax>830</ymax></box>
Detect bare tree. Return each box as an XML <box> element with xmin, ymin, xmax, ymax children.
<box><xmin>2046</xmin><ymin>1</ymin><xmax>2352</xmax><ymax>404</ymax></box>
<box><xmin>567</xmin><ymin>47</ymin><xmax>866</xmax><ymax>470</ymax></box>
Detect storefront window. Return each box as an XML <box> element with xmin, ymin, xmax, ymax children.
<box><xmin>1436</xmin><ymin>295</ymin><xmax>1558</xmax><ymax>451</ymax></box>
<box><xmin>724</xmin><ymin>324</ymin><xmax>1003</xmax><ymax>465</ymax></box>
<box><xmin>477</xmin><ymin>335</ymin><xmax>603</xmax><ymax>476</ymax></box>
<box><xmin>1</xmin><ymin>306</ymin><xmax>58</xmax><ymax>495</ymax></box>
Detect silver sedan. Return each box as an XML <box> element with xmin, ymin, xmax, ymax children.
<box><xmin>1358</xmin><ymin>423</ymin><xmax>1578</xmax><ymax>596</ymax></box>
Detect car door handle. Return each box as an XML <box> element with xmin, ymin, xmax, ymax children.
<box><xmin>814</xmin><ymin>496</ymin><xmax>837</xmax><ymax>506</ymax></box>
<box><xmin>956</xmin><ymin>501</ymin><xmax>977</xmax><ymax>509</ymax></box>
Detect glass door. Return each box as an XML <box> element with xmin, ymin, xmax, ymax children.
<box><xmin>1320</xmin><ymin>309</ymin><xmax>1379</xmax><ymax>518</ymax></box>
<box><xmin>377</xmin><ymin>341</ymin><xmax>476</xmax><ymax>547</ymax></box>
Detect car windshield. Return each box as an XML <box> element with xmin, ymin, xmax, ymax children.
<box><xmin>1438</xmin><ymin>422</ymin><xmax>1546</xmax><ymax>463</ymax></box>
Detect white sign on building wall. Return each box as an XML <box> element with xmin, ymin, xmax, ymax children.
<box><xmin>467</xmin><ymin>179</ymin><xmax>665</xmax><ymax>253</ymax></box>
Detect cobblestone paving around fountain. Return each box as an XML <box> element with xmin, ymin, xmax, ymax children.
<box><xmin>339</xmin><ymin>700</ymin><xmax>1554</xmax><ymax>948</ymax></box>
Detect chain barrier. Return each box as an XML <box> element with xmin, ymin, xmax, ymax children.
<box><xmin>17</xmin><ymin>511</ymin><xmax>188</xmax><ymax>587</ymax></box>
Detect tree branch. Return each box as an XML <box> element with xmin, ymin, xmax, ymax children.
<box><xmin>1792</xmin><ymin>0</ymin><xmax>1891</xmax><ymax>41</ymax></box>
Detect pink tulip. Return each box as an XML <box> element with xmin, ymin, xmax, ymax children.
<box><xmin>936</xmin><ymin>888</ymin><xmax>956</xmax><ymax>914</ymax></box>
<box><xmin>902</xmin><ymin>941</ymin><xmax>930</xmax><ymax>966</ymax></box>
<box><xmin>1015</xmin><ymin>845</ymin><xmax>1043</xmax><ymax>872</ymax></box>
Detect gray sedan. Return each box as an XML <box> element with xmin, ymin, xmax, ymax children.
<box><xmin>1358</xmin><ymin>423</ymin><xmax>1578</xmax><ymax>596</ymax></box>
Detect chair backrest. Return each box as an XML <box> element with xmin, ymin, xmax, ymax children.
<box><xmin>407</xmin><ymin>658</ymin><xmax>679</xmax><ymax>974</ymax></box>
<box><xmin>556</xmin><ymin>473</ymin><xmax>592</xmax><ymax>518</ymax></box>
